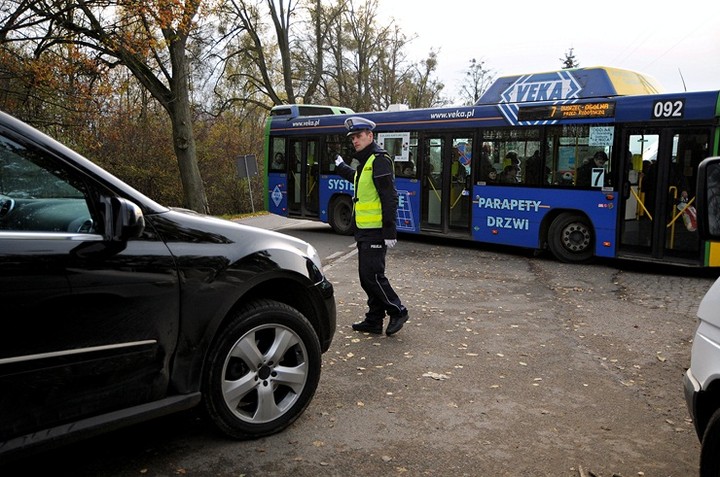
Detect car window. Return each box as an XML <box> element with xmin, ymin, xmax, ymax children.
<box><xmin>0</xmin><ymin>133</ymin><xmax>97</xmax><ymax>234</ymax></box>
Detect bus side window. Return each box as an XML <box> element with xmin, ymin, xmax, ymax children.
<box><xmin>324</xmin><ymin>134</ymin><xmax>357</xmax><ymax>174</ymax></box>
<box><xmin>270</xmin><ymin>138</ymin><xmax>286</xmax><ymax>172</ymax></box>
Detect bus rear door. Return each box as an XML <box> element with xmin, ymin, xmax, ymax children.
<box><xmin>618</xmin><ymin>128</ymin><xmax>707</xmax><ymax>264</ymax></box>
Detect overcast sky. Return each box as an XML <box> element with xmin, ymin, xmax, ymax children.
<box><xmin>376</xmin><ymin>0</ymin><xmax>720</xmax><ymax>103</ymax></box>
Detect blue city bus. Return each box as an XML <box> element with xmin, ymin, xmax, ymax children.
<box><xmin>264</xmin><ymin>66</ymin><xmax>720</xmax><ymax>267</ymax></box>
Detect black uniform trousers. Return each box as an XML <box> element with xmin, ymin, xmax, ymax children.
<box><xmin>357</xmin><ymin>240</ymin><xmax>407</xmax><ymax>324</ymax></box>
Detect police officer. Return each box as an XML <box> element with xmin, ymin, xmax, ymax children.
<box><xmin>334</xmin><ymin>117</ymin><xmax>409</xmax><ymax>336</ymax></box>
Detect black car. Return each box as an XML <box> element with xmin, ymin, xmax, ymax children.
<box><xmin>0</xmin><ymin>110</ymin><xmax>336</xmax><ymax>462</ymax></box>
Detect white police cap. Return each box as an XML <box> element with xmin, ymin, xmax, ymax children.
<box><xmin>345</xmin><ymin>117</ymin><xmax>376</xmax><ymax>136</ymax></box>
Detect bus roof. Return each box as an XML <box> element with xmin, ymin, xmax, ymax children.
<box><xmin>476</xmin><ymin>66</ymin><xmax>665</xmax><ymax>104</ymax></box>
<box><xmin>268</xmin><ymin>65</ymin><xmax>718</xmax><ymax>134</ymax></box>
<box><xmin>269</xmin><ymin>89</ymin><xmax>719</xmax><ymax>135</ymax></box>
<box><xmin>270</xmin><ymin>104</ymin><xmax>355</xmax><ymax>118</ymax></box>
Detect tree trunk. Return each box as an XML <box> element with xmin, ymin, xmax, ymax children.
<box><xmin>169</xmin><ymin>101</ymin><xmax>208</xmax><ymax>214</ymax></box>
<box><xmin>167</xmin><ymin>32</ymin><xmax>209</xmax><ymax>214</ymax></box>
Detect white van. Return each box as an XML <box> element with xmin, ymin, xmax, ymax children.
<box><xmin>684</xmin><ymin>156</ymin><xmax>720</xmax><ymax>476</ymax></box>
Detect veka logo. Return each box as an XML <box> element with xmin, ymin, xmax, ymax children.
<box><xmin>497</xmin><ymin>70</ymin><xmax>582</xmax><ymax>126</ymax></box>
<box><xmin>501</xmin><ymin>72</ymin><xmax>581</xmax><ymax>103</ymax></box>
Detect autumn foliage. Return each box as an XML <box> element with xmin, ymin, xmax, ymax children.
<box><xmin>0</xmin><ymin>0</ymin><xmax>447</xmax><ymax>215</ymax></box>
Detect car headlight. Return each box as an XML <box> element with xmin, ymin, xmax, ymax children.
<box><xmin>305</xmin><ymin>245</ymin><xmax>326</xmax><ymax>284</ymax></box>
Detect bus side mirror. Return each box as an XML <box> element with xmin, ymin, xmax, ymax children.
<box><xmin>696</xmin><ymin>156</ymin><xmax>720</xmax><ymax>240</ymax></box>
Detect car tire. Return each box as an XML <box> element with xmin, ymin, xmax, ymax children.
<box><xmin>701</xmin><ymin>407</ymin><xmax>720</xmax><ymax>476</ymax></box>
<box><xmin>547</xmin><ymin>212</ymin><xmax>594</xmax><ymax>263</ymax></box>
<box><xmin>328</xmin><ymin>195</ymin><xmax>353</xmax><ymax>235</ymax></box>
<box><xmin>202</xmin><ymin>299</ymin><xmax>322</xmax><ymax>439</ymax></box>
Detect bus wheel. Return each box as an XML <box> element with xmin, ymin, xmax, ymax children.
<box><xmin>548</xmin><ymin>213</ymin><xmax>594</xmax><ymax>263</ymax></box>
<box><xmin>329</xmin><ymin>196</ymin><xmax>353</xmax><ymax>235</ymax></box>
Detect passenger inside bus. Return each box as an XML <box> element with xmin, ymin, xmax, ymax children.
<box><xmin>641</xmin><ymin>159</ymin><xmax>657</xmax><ymax>213</ymax></box>
<box><xmin>500</xmin><ymin>165</ymin><xmax>520</xmax><ymax>183</ymax></box>
<box><xmin>477</xmin><ymin>143</ymin><xmax>495</xmax><ymax>182</ymax></box>
<box><xmin>576</xmin><ymin>151</ymin><xmax>608</xmax><ymax>187</ymax></box>
<box><xmin>395</xmin><ymin>152</ymin><xmax>415</xmax><ymax>177</ymax></box>
<box><xmin>403</xmin><ymin>159</ymin><xmax>415</xmax><ymax>176</ymax></box>
<box><xmin>271</xmin><ymin>152</ymin><xmax>285</xmax><ymax>170</ymax></box>
<box><xmin>671</xmin><ymin>156</ymin><xmax>690</xmax><ymax>202</ymax></box>
<box><xmin>524</xmin><ymin>150</ymin><xmax>549</xmax><ymax>185</ymax></box>
<box><xmin>452</xmin><ymin>148</ymin><xmax>468</xmax><ymax>183</ymax></box>
<box><xmin>503</xmin><ymin>151</ymin><xmax>521</xmax><ymax>182</ymax></box>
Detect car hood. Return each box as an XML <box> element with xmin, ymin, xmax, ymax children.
<box><xmin>149</xmin><ymin>209</ymin><xmax>324</xmax><ymax>271</ymax></box>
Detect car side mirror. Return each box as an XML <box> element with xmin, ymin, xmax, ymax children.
<box><xmin>103</xmin><ymin>196</ymin><xmax>145</xmax><ymax>241</ymax></box>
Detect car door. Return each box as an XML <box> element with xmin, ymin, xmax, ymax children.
<box><xmin>0</xmin><ymin>127</ymin><xmax>179</xmax><ymax>441</ymax></box>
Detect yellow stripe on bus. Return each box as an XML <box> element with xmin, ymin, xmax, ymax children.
<box><xmin>708</xmin><ymin>242</ymin><xmax>720</xmax><ymax>267</ymax></box>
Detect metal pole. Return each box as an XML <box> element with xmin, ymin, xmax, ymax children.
<box><xmin>244</xmin><ymin>155</ymin><xmax>255</xmax><ymax>213</ymax></box>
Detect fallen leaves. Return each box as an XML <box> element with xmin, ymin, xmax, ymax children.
<box><xmin>422</xmin><ymin>372</ymin><xmax>449</xmax><ymax>381</ymax></box>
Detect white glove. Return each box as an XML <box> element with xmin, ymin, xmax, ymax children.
<box><xmin>384</xmin><ymin>239</ymin><xmax>397</xmax><ymax>248</ymax></box>
<box><xmin>335</xmin><ymin>155</ymin><xmax>344</xmax><ymax>166</ymax></box>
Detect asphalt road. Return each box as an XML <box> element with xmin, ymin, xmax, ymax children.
<box><xmin>3</xmin><ymin>213</ymin><xmax>717</xmax><ymax>477</ymax></box>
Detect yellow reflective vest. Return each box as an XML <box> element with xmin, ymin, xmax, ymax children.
<box><xmin>354</xmin><ymin>154</ymin><xmax>383</xmax><ymax>229</ymax></box>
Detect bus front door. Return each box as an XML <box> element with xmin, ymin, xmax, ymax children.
<box><xmin>287</xmin><ymin>138</ymin><xmax>320</xmax><ymax>217</ymax></box>
<box><xmin>619</xmin><ymin>129</ymin><xmax>705</xmax><ymax>264</ymax></box>
<box><xmin>420</xmin><ymin>134</ymin><xmax>473</xmax><ymax>235</ymax></box>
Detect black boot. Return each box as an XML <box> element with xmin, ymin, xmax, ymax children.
<box><xmin>386</xmin><ymin>313</ymin><xmax>409</xmax><ymax>336</ymax></box>
<box><xmin>352</xmin><ymin>319</ymin><xmax>383</xmax><ymax>334</ymax></box>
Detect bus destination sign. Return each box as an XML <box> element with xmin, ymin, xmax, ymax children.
<box><xmin>518</xmin><ymin>101</ymin><xmax>616</xmax><ymax>121</ymax></box>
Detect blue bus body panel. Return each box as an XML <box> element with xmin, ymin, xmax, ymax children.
<box><xmin>268</xmin><ymin>173</ymin><xmax>287</xmax><ymax>215</ymax></box>
<box><xmin>471</xmin><ymin>186</ymin><xmax>619</xmax><ymax>258</ymax></box>
<box><xmin>319</xmin><ymin>175</ymin><xmax>354</xmax><ymax>223</ymax></box>
<box><xmin>395</xmin><ymin>178</ymin><xmax>421</xmax><ymax>234</ymax></box>
<box><xmin>317</xmin><ymin>176</ymin><xmax>422</xmax><ymax>234</ymax></box>
<box><xmin>614</xmin><ymin>91</ymin><xmax>719</xmax><ymax>121</ymax></box>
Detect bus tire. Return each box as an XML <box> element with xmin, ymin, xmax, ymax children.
<box><xmin>329</xmin><ymin>196</ymin><xmax>353</xmax><ymax>235</ymax></box>
<box><xmin>547</xmin><ymin>213</ymin><xmax>594</xmax><ymax>263</ymax></box>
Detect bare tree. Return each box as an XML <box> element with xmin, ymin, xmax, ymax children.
<box><xmin>297</xmin><ymin>0</ymin><xmax>344</xmax><ymax>104</ymax></box>
<box><xmin>407</xmin><ymin>50</ymin><xmax>446</xmax><ymax>109</ymax></box>
<box><xmin>324</xmin><ymin>0</ymin><xmax>445</xmax><ymax>110</ymax></box>
<box><xmin>217</xmin><ymin>0</ymin><xmax>302</xmax><ymax>106</ymax></box>
<box><xmin>218</xmin><ymin>0</ymin><xmax>446</xmax><ymax>112</ymax></box>
<box><xmin>560</xmin><ymin>47</ymin><xmax>579</xmax><ymax>69</ymax></box>
<box><xmin>0</xmin><ymin>0</ymin><xmax>210</xmax><ymax>213</ymax></box>
<box><xmin>458</xmin><ymin>58</ymin><xmax>494</xmax><ymax>106</ymax></box>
